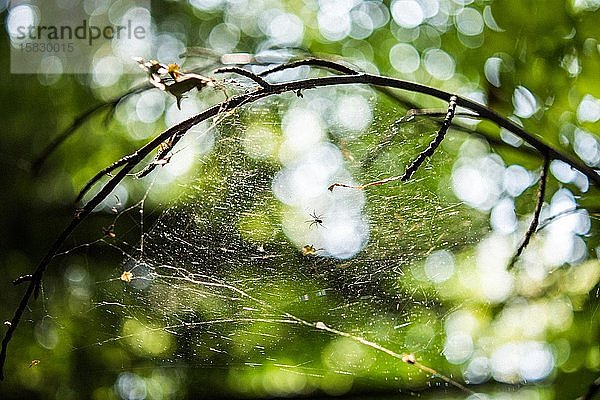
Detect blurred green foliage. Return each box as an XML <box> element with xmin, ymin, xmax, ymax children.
<box><xmin>1</xmin><ymin>1</ymin><xmax>600</xmax><ymax>399</ymax></box>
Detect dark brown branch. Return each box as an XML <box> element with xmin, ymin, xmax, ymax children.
<box><xmin>329</xmin><ymin>95</ymin><xmax>458</xmax><ymax>190</ymax></box>
<box><xmin>580</xmin><ymin>376</ymin><xmax>600</xmax><ymax>400</ymax></box>
<box><xmin>508</xmin><ymin>156</ymin><xmax>550</xmax><ymax>269</ymax></box>
<box><xmin>32</xmin><ymin>60</ymin><xmax>224</xmax><ymax>173</ymax></box>
<box><xmin>399</xmin><ymin>97</ymin><xmax>459</xmax><ymax>180</ymax></box>
<box><xmin>371</xmin><ymin>87</ymin><xmax>541</xmax><ymax>166</ymax></box>
<box><xmin>74</xmin><ymin>154</ymin><xmax>137</xmax><ymax>204</ymax></box>
<box><xmin>1</xmin><ymin>87</ymin><xmax>261</xmax><ymax>380</ymax></box>
<box><xmin>214</xmin><ymin>66</ymin><xmax>271</xmax><ymax>88</ymax></box>
<box><xmin>258</xmin><ymin>58</ymin><xmax>359</xmax><ymax>76</ymax></box>
<box><xmin>4</xmin><ymin>67</ymin><xmax>600</xmax><ymax>381</ymax></box>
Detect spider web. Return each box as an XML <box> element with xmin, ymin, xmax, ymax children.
<box><xmin>62</xmin><ymin>86</ymin><xmax>491</xmax><ymax>399</ymax></box>
<box><xmin>31</xmin><ymin>80</ymin><xmax>597</xmax><ymax>400</ymax></box>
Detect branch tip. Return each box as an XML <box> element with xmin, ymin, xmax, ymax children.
<box><xmin>12</xmin><ymin>275</ymin><xmax>32</xmax><ymax>286</ymax></box>
<box><xmin>213</xmin><ymin>66</ymin><xmax>271</xmax><ymax>89</ymax></box>
<box><xmin>508</xmin><ymin>156</ymin><xmax>550</xmax><ymax>269</ymax></box>
<box><xmin>328</xmin><ymin>183</ymin><xmax>365</xmax><ymax>191</ymax></box>
<box><xmin>257</xmin><ymin>58</ymin><xmax>359</xmax><ymax>77</ymax></box>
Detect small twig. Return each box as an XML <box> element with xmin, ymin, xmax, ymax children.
<box><xmin>508</xmin><ymin>156</ymin><xmax>550</xmax><ymax>269</ymax></box>
<box><xmin>133</xmin><ymin>107</ymin><xmax>227</xmax><ymax>179</ymax></box>
<box><xmin>132</xmin><ymin>135</ymin><xmax>177</xmax><ymax>179</ymax></box>
<box><xmin>11</xmin><ymin>275</ymin><xmax>32</xmax><ymax>286</ymax></box>
<box><xmin>537</xmin><ymin>209</ymin><xmax>577</xmax><ymax>232</ymax></box>
<box><xmin>329</xmin><ymin>95</ymin><xmax>458</xmax><ymax>191</ymax></box>
<box><xmin>371</xmin><ymin>87</ymin><xmax>540</xmax><ymax>168</ymax></box>
<box><xmin>536</xmin><ymin>207</ymin><xmax>600</xmax><ymax>233</ymax></box>
<box><xmin>33</xmin><ymin>59</ymin><xmax>230</xmax><ymax>171</ymax></box>
<box><xmin>401</xmin><ymin>109</ymin><xmax>479</xmax><ymax>121</ymax></box>
<box><xmin>580</xmin><ymin>375</ymin><xmax>600</xmax><ymax>400</ymax></box>
<box><xmin>75</xmin><ymin>154</ymin><xmax>137</xmax><ymax>204</ymax></box>
<box><xmin>258</xmin><ymin>58</ymin><xmax>359</xmax><ymax>77</ymax></box>
<box><xmin>214</xmin><ymin>66</ymin><xmax>271</xmax><ymax>89</ymax></box>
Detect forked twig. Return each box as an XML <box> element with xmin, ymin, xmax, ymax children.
<box><xmin>78</xmin><ymin>61</ymin><xmax>358</xmax><ymax>196</ymax></box>
<box><xmin>508</xmin><ymin>156</ymin><xmax>550</xmax><ymax>269</ymax></box>
<box><xmin>75</xmin><ymin>155</ymin><xmax>138</xmax><ymax>204</ymax></box>
<box><xmin>329</xmin><ymin>96</ymin><xmax>458</xmax><ymax>191</ymax></box>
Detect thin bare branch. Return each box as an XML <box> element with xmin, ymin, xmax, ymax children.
<box><xmin>536</xmin><ymin>206</ymin><xmax>600</xmax><ymax>232</ymax></box>
<box><xmin>258</xmin><ymin>58</ymin><xmax>359</xmax><ymax>76</ymax></box>
<box><xmin>133</xmin><ymin>135</ymin><xmax>177</xmax><ymax>179</ymax></box>
<box><xmin>214</xmin><ymin>66</ymin><xmax>272</xmax><ymax>88</ymax></box>
<box><xmin>580</xmin><ymin>376</ymin><xmax>600</xmax><ymax>400</ymax></box>
<box><xmin>508</xmin><ymin>156</ymin><xmax>550</xmax><ymax>269</ymax></box>
<box><xmin>33</xmin><ymin>59</ymin><xmax>228</xmax><ymax>171</ymax></box>
<box><xmin>361</xmin><ymin>108</ymin><xmax>479</xmax><ymax>169</ymax></box>
<box><xmin>11</xmin><ymin>275</ymin><xmax>32</xmax><ymax>286</ymax></box>
<box><xmin>329</xmin><ymin>95</ymin><xmax>458</xmax><ymax>191</ymax></box>
<box><xmin>75</xmin><ymin>154</ymin><xmax>137</xmax><ymax>204</ymax></box>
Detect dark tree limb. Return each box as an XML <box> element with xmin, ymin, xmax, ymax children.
<box><xmin>370</xmin><ymin>86</ymin><xmax>542</xmax><ymax>168</ymax></box>
<box><xmin>580</xmin><ymin>376</ymin><xmax>600</xmax><ymax>400</ymax></box>
<box><xmin>31</xmin><ymin>59</ymin><xmax>227</xmax><ymax>172</ymax></box>
<box><xmin>508</xmin><ymin>156</ymin><xmax>550</xmax><ymax>269</ymax></box>
<box><xmin>4</xmin><ymin>66</ymin><xmax>600</xmax><ymax>381</ymax></box>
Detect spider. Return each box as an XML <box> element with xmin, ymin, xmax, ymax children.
<box><xmin>306</xmin><ymin>211</ymin><xmax>325</xmax><ymax>229</ymax></box>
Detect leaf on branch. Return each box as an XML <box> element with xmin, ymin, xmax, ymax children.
<box><xmin>135</xmin><ymin>58</ymin><xmax>215</xmax><ymax>109</ymax></box>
